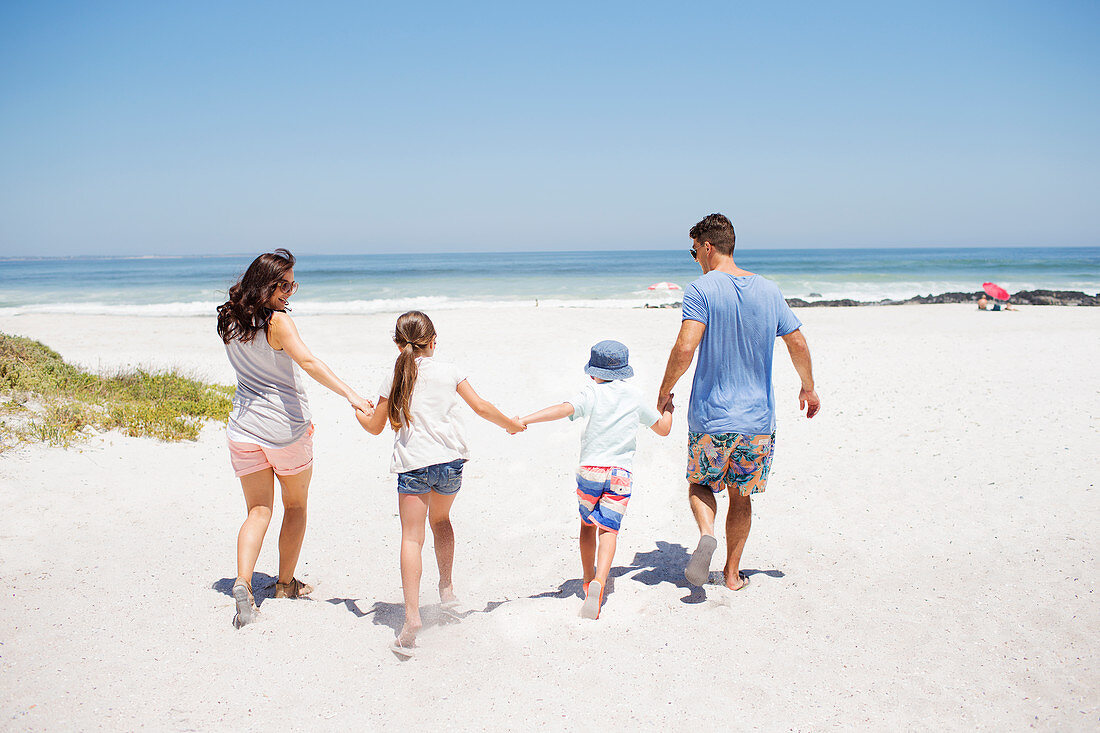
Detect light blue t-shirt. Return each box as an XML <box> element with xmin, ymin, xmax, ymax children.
<box><xmin>682</xmin><ymin>272</ymin><xmax>802</xmax><ymax>436</ymax></box>
<box><xmin>567</xmin><ymin>379</ymin><xmax>662</xmax><ymax>471</ymax></box>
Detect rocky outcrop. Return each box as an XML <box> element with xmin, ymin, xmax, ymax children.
<box><xmin>645</xmin><ymin>290</ymin><xmax>1098</xmax><ymax>309</ymax></box>
<box><xmin>1007</xmin><ymin>290</ymin><xmax>1100</xmax><ymax>306</ymax></box>
<box><xmin>784</xmin><ymin>289</ymin><xmax>1099</xmax><ymax>308</ymax></box>
<box><xmin>786</xmin><ymin>297</ymin><xmax>869</xmax><ymax>308</ymax></box>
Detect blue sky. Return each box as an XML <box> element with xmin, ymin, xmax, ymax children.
<box><xmin>1</xmin><ymin>1</ymin><xmax>1097</xmax><ymax>255</ymax></box>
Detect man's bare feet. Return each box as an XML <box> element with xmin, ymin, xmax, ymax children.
<box><xmin>685</xmin><ymin>534</ymin><xmax>718</xmax><ymax>586</ymax></box>
<box><xmin>724</xmin><ymin>571</ymin><xmax>750</xmax><ymax>591</ymax></box>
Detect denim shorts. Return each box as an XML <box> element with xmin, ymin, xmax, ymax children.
<box><xmin>397</xmin><ymin>458</ymin><xmax>467</xmax><ymax>495</ymax></box>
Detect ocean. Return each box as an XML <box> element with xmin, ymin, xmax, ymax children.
<box><xmin>1</xmin><ymin>247</ymin><xmax>1098</xmax><ymax>316</ymax></box>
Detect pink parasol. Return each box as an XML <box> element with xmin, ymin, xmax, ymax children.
<box><xmin>647</xmin><ymin>281</ymin><xmax>682</xmax><ymax>291</ymax></box>
<box><xmin>982</xmin><ymin>282</ymin><xmax>1010</xmax><ymax>301</ymax></box>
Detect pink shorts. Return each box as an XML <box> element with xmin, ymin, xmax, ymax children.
<box><xmin>228</xmin><ymin>424</ymin><xmax>315</xmax><ymax>478</ymax></box>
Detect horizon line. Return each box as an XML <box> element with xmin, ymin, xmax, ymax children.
<box><xmin>3</xmin><ymin>243</ymin><xmax>1099</xmax><ymax>261</ymax></box>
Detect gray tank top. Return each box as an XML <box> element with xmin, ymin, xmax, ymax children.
<box><xmin>225</xmin><ymin>332</ymin><xmax>311</xmax><ymax>448</ymax></box>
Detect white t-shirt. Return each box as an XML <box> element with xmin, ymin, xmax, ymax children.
<box><xmin>567</xmin><ymin>379</ymin><xmax>662</xmax><ymax>472</ymax></box>
<box><xmin>378</xmin><ymin>357</ymin><xmax>470</xmax><ymax>474</ymax></box>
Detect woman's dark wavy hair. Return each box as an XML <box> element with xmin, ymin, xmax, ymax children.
<box><xmin>216</xmin><ymin>249</ymin><xmax>295</xmax><ymax>344</ymax></box>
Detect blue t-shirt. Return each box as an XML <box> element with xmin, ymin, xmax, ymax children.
<box><xmin>681</xmin><ymin>272</ymin><xmax>802</xmax><ymax>435</ymax></box>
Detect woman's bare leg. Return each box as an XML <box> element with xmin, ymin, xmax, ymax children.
<box><xmin>275</xmin><ymin>467</ymin><xmax>312</xmax><ymax>584</ymax></box>
<box><xmin>397</xmin><ymin>493</ymin><xmax>430</xmax><ymax>644</ymax></box>
<box><xmin>428</xmin><ymin>491</ymin><xmax>459</xmax><ymax>604</ymax></box>
<box><xmin>237</xmin><ymin>469</ymin><xmax>275</xmax><ymax>587</ymax></box>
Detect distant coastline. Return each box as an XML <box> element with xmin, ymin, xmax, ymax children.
<box><xmin>646</xmin><ymin>289</ymin><xmax>1100</xmax><ymax>309</ymax></box>
<box><xmin>785</xmin><ymin>289</ymin><xmax>1100</xmax><ymax>307</ymax></box>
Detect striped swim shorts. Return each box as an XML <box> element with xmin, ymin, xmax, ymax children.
<box><xmin>575</xmin><ymin>465</ymin><xmax>632</xmax><ymax>534</ymax></box>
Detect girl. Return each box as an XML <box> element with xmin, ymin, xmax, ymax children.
<box><xmin>357</xmin><ymin>311</ymin><xmax>524</xmax><ymax>656</ymax></box>
<box><xmin>217</xmin><ymin>249</ymin><xmax>373</xmax><ymax>629</ymax></box>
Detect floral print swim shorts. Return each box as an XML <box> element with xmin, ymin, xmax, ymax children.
<box><xmin>686</xmin><ymin>431</ymin><xmax>775</xmax><ymax>496</ymax></box>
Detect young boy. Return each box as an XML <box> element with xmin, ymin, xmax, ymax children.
<box><xmin>521</xmin><ymin>340</ymin><xmax>673</xmax><ymax>619</ymax></box>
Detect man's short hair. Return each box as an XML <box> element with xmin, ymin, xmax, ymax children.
<box><xmin>689</xmin><ymin>213</ymin><xmax>736</xmax><ymax>255</ymax></box>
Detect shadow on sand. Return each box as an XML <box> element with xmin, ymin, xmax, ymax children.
<box><xmin>527</xmin><ymin>540</ymin><xmax>786</xmax><ymax>605</ymax></box>
<box><xmin>212</xmin><ymin>572</ymin><xmax>280</xmax><ymax>607</ymax></box>
<box><xmin>217</xmin><ymin>540</ymin><xmax>786</xmax><ymax>635</ymax></box>
<box><xmin>323</xmin><ymin>597</ymin><xmax>509</xmax><ymax>635</ymax></box>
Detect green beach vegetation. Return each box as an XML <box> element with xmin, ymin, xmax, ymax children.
<box><xmin>0</xmin><ymin>333</ymin><xmax>232</xmax><ymax>452</ymax></box>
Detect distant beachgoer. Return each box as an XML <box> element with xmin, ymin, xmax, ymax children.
<box><xmin>978</xmin><ymin>295</ymin><xmax>1016</xmax><ymax>311</ymax></box>
<box><xmin>356</xmin><ymin>311</ymin><xmax>526</xmax><ymax>657</ymax></box>
<box><xmin>217</xmin><ymin>249</ymin><xmax>373</xmax><ymax>629</ymax></box>
<box><xmin>519</xmin><ymin>340</ymin><xmax>674</xmax><ymax>619</ymax></box>
<box><xmin>658</xmin><ymin>214</ymin><xmax>820</xmax><ymax>591</ymax></box>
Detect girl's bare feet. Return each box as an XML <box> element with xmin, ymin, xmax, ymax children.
<box><xmin>398</xmin><ymin>618</ymin><xmax>421</xmax><ymax>643</ymax></box>
<box><xmin>439</xmin><ymin>584</ymin><xmax>459</xmax><ymax>608</ymax></box>
<box><xmin>391</xmin><ymin>619</ymin><xmax>421</xmax><ymax>659</ymax></box>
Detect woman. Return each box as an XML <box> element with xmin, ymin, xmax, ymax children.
<box><xmin>217</xmin><ymin>248</ymin><xmax>372</xmax><ymax>628</ymax></box>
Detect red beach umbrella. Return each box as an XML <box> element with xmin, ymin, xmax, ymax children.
<box><xmin>647</xmin><ymin>281</ymin><xmax>682</xmax><ymax>291</ymax></box>
<box><xmin>983</xmin><ymin>282</ymin><xmax>1010</xmax><ymax>301</ymax></box>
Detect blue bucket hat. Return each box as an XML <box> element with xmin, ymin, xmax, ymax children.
<box><xmin>584</xmin><ymin>340</ymin><xmax>634</xmax><ymax>380</ymax></box>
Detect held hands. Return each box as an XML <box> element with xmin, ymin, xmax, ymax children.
<box><xmin>349</xmin><ymin>393</ymin><xmax>375</xmax><ymax>420</ymax></box>
<box><xmin>657</xmin><ymin>392</ymin><xmax>675</xmax><ymax>414</ymax></box>
<box><xmin>798</xmin><ymin>387</ymin><xmax>820</xmax><ymax>418</ymax></box>
<box><xmin>505</xmin><ymin>416</ymin><xmax>527</xmax><ymax>435</ymax></box>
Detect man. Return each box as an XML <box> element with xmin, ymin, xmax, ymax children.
<box><xmin>658</xmin><ymin>213</ymin><xmax>820</xmax><ymax>591</ymax></box>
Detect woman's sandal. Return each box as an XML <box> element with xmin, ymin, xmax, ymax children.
<box><xmin>273</xmin><ymin>577</ymin><xmax>314</xmax><ymax>599</ymax></box>
<box><xmin>232</xmin><ymin>582</ymin><xmax>256</xmax><ymax>628</ymax></box>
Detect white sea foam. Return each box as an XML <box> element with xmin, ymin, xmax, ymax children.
<box><xmin>1</xmin><ymin>277</ymin><xmax>1094</xmax><ymax>318</ymax></box>
<box><xmin>0</xmin><ymin>295</ymin><xmax>678</xmax><ymax>318</ymax></box>
<box><xmin>0</xmin><ymin>301</ymin><xmax>221</xmax><ymax>317</ymax></box>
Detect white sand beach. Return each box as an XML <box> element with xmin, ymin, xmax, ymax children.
<box><xmin>1</xmin><ymin>304</ymin><xmax>1097</xmax><ymax>730</ymax></box>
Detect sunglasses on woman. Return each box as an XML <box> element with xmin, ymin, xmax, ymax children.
<box><xmin>277</xmin><ymin>280</ymin><xmax>299</xmax><ymax>295</ymax></box>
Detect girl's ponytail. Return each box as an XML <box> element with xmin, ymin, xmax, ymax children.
<box><xmin>387</xmin><ymin>311</ymin><xmax>437</xmax><ymax>431</ymax></box>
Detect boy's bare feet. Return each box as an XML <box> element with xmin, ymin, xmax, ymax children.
<box><xmin>579</xmin><ymin>579</ymin><xmax>603</xmax><ymax>620</ymax></box>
